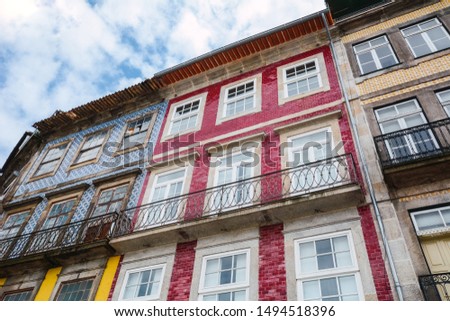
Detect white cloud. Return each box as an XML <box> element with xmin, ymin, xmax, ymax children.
<box><xmin>0</xmin><ymin>0</ymin><xmax>326</xmax><ymax>166</ymax></box>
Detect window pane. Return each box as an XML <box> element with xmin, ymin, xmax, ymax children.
<box><xmin>442</xmin><ymin>209</ymin><xmax>450</xmax><ymax>225</ymax></box>
<box><xmin>204</xmin><ymin>272</ymin><xmax>218</xmax><ymax>287</ymax></box>
<box><xmin>316</xmin><ymin>239</ymin><xmax>332</xmax><ymax>254</ymax></box>
<box><xmin>339</xmin><ymin>275</ymin><xmax>358</xmax><ymax>295</ymax></box>
<box><xmin>335</xmin><ymin>252</ymin><xmax>352</xmax><ymax>268</ymax></box>
<box><xmin>303</xmin><ymin>280</ymin><xmax>320</xmax><ymax>300</ymax></box>
<box><xmin>317</xmin><ymin>254</ymin><xmax>334</xmax><ymax>270</ymax></box>
<box><xmin>320</xmin><ymin>278</ymin><xmax>338</xmax><ymax>297</ymax></box>
<box><xmin>415</xmin><ymin>211</ymin><xmax>444</xmax><ymax>230</ymax></box>
<box><xmin>233</xmin><ymin>290</ymin><xmax>246</xmax><ymax>301</ymax></box>
<box><xmin>408</xmin><ymin>34</ymin><xmax>432</xmax><ymax>57</ymax></box>
<box><xmin>156</xmin><ymin>170</ymin><xmax>185</xmax><ymax>184</ymax></box>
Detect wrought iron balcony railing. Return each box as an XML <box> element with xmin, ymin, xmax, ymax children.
<box><xmin>419</xmin><ymin>273</ymin><xmax>450</xmax><ymax>301</ymax></box>
<box><xmin>0</xmin><ymin>212</ymin><xmax>119</xmax><ymax>262</ymax></box>
<box><xmin>115</xmin><ymin>153</ymin><xmax>358</xmax><ymax>236</ymax></box>
<box><xmin>374</xmin><ymin>118</ymin><xmax>450</xmax><ymax>168</ymax></box>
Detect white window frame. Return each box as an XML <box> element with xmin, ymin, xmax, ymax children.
<box><xmin>401</xmin><ymin>18</ymin><xmax>450</xmax><ymax>58</ymax></box>
<box><xmin>410</xmin><ymin>205</ymin><xmax>450</xmax><ymax>233</ymax></box>
<box><xmin>136</xmin><ymin>168</ymin><xmax>187</xmax><ymax>229</ymax></box>
<box><xmin>287</xmin><ymin>128</ymin><xmax>344</xmax><ymax>193</ymax></box>
<box><xmin>198</xmin><ymin>249</ymin><xmax>250</xmax><ymax>301</ymax></box>
<box><xmin>375</xmin><ymin>99</ymin><xmax>439</xmax><ymax>159</ymax></box>
<box><xmin>169</xmin><ymin>98</ymin><xmax>201</xmax><ymax>135</ymax></box>
<box><xmin>282</xmin><ymin>58</ymin><xmax>322</xmax><ymax>99</ymax></box>
<box><xmin>294</xmin><ymin>231</ymin><xmax>363</xmax><ymax>301</ymax></box>
<box><xmin>437</xmin><ymin>89</ymin><xmax>450</xmax><ymax>117</ymax></box>
<box><xmin>353</xmin><ymin>35</ymin><xmax>398</xmax><ymax>74</ymax></box>
<box><xmin>119</xmin><ymin>264</ymin><xmax>166</xmax><ymax>301</ymax></box>
<box><xmin>216</xmin><ymin>74</ymin><xmax>262</xmax><ymax>124</ymax></box>
<box><xmin>210</xmin><ymin>149</ymin><xmax>256</xmax><ymax>213</ymax></box>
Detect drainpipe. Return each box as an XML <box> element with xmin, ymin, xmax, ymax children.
<box><xmin>321</xmin><ymin>12</ymin><xmax>404</xmax><ymax>301</ymax></box>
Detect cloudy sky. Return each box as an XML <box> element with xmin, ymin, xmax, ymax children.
<box><xmin>0</xmin><ymin>0</ymin><xmax>326</xmax><ymax>166</ymax></box>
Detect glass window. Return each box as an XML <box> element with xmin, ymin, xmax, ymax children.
<box><xmin>55</xmin><ymin>279</ymin><xmax>93</xmax><ymax>301</ymax></box>
<box><xmin>33</xmin><ymin>142</ymin><xmax>69</xmax><ymax>177</ymax></box>
<box><xmin>295</xmin><ymin>233</ymin><xmax>361</xmax><ymax>301</ymax></box>
<box><xmin>123</xmin><ymin>115</ymin><xmax>154</xmax><ymax>149</ymax></box>
<box><xmin>135</xmin><ymin>169</ymin><xmax>186</xmax><ymax>229</ymax></box>
<box><xmin>92</xmin><ymin>184</ymin><xmax>129</xmax><ymax>217</ymax></box>
<box><xmin>120</xmin><ymin>265</ymin><xmax>164</xmax><ymax>300</ymax></box>
<box><xmin>287</xmin><ymin>129</ymin><xmax>343</xmax><ymax>193</ymax></box>
<box><xmin>353</xmin><ymin>35</ymin><xmax>398</xmax><ymax>74</ymax></box>
<box><xmin>223</xmin><ymin>80</ymin><xmax>256</xmax><ymax>118</ymax></box>
<box><xmin>283</xmin><ymin>59</ymin><xmax>322</xmax><ymax>98</ymax></box>
<box><xmin>437</xmin><ymin>89</ymin><xmax>450</xmax><ymax>117</ymax></box>
<box><xmin>42</xmin><ymin>199</ymin><xmax>76</xmax><ymax>230</ymax></box>
<box><xmin>401</xmin><ymin>18</ymin><xmax>450</xmax><ymax>57</ymax></box>
<box><xmin>411</xmin><ymin>206</ymin><xmax>450</xmax><ymax>232</ymax></box>
<box><xmin>73</xmin><ymin>130</ymin><xmax>108</xmax><ymax>164</ymax></box>
<box><xmin>2</xmin><ymin>290</ymin><xmax>33</xmax><ymax>301</ymax></box>
<box><xmin>199</xmin><ymin>250</ymin><xmax>249</xmax><ymax>301</ymax></box>
<box><xmin>211</xmin><ymin>151</ymin><xmax>255</xmax><ymax>211</ymax></box>
<box><xmin>375</xmin><ymin>99</ymin><xmax>438</xmax><ymax>160</ymax></box>
<box><xmin>0</xmin><ymin>211</ymin><xmax>29</xmax><ymax>239</ymax></box>
<box><xmin>170</xmin><ymin>99</ymin><xmax>200</xmax><ymax>135</ymax></box>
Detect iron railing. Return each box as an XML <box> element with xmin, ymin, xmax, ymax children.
<box><xmin>0</xmin><ymin>212</ymin><xmax>119</xmax><ymax>262</ymax></box>
<box><xmin>374</xmin><ymin>118</ymin><xmax>450</xmax><ymax>168</ymax></box>
<box><xmin>115</xmin><ymin>153</ymin><xmax>358</xmax><ymax>236</ymax></box>
<box><xmin>419</xmin><ymin>273</ymin><xmax>450</xmax><ymax>301</ymax></box>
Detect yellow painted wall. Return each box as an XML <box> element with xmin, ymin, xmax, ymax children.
<box><xmin>34</xmin><ymin>267</ymin><xmax>62</xmax><ymax>301</ymax></box>
<box><xmin>342</xmin><ymin>0</ymin><xmax>450</xmax><ymax>43</ymax></box>
<box><xmin>0</xmin><ymin>278</ymin><xmax>6</xmax><ymax>287</ymax></box>
<box><xmin>94</xmin><ymin>255</ymin><xmax>121</xmax><ymax>301</ymax></box>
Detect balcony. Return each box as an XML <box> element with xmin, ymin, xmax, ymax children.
<box><xmin>419</xmin><ymin>273</ymin><xmax>450</xmax><ymax>301</ymax></box>
<box><xmin>374</xmin><ymin>118</ymin><xmax>450</xmax><ymax>187</ymax></box>
<box><xmin>0</xmin><ymin>212</ymin><xmax>121</xmax><ymax>269</ymax></box>
<box><xmin>112</xmin><ymin>154</ymin><xmax>362</xmax><ymax>249</ymax></box>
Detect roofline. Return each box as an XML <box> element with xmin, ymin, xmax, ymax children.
<box><xmin>155</xmin><ymin>9</ymin><xmax>330</xmax><ymax>77</ymax></box>
<box><xmin>1</xmin><ymin>131</ymin><xmax>34</xmax><ymax>174</ymax></box>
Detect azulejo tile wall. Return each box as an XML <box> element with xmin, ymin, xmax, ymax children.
<box><xmin>14</xmin><ymin>101</ymin><xmax>167</xmax><ymax>233</ymax></box>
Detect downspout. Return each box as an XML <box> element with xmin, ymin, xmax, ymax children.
<box><xmin>321</xmin><ymin>12</ymin><xmax>404</xmax><ymax>301</ymax></box>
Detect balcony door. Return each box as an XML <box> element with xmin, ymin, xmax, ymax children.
<box><xmin>288</xmin><ymin>129</ymin><xmax>340</xmax><ymax>193</ymax></box>
<box><xmin>411</xmin><ymin>206</ymin><xmax>450</xmax><ymax>300</ymax></box>
<box><xmin>137</xmin><ymin>168</ymin><xmax>186</xmax><ymax>229</ymax></box>
<box><xmin>375</xmin><ymin>100</ymin><xmax>439</xmax><ymax>161</ymax></box>
<box><xmin>211</xmin><ymin>151</ymin><xmax>255</xmax><ymax>212</ymax></box>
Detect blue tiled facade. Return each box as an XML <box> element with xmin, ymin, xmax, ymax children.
<box><xmin>12</xmin><ymin>101</ymin><xmax>167</xmax><ymax>233</ymax></box>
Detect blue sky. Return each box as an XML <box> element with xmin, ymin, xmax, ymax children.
<box><xmin>0</xmin><ymin>0</ymin><xmax>326</xmax><ymax>166</ymax></box>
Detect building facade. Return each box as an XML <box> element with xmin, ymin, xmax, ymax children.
<box><xmin>0</xmin><ymin>83</ymin><xmax>167</xmax><ymax>301</ymax></box>
<box><xmin>328</xmin><ymin>0</ymin><xmax>450</xmax><ymax>300</ymax></box>
<box><xmin>2</xmin><ymin>0</ymin><xmax>449</xmax><ymax>301</ymax></box>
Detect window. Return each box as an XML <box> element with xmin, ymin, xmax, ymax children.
<box><xmin>437</xmin><ymin>89</ymin><xmax>450</xmax><ymax>117</ymax></box>
<box><xmin>120</xmin><ymin>265</ymin><xmax>165</xmax><ymax>300</ymax></box>
<box><xmin>223</xmin><ymin>80</ymin><xmax>256</xmax><ymax>118</ymax></box>
<box><xmin>55</xmin><ymin>279</ymin><xmax>93</xmax><ymax>301</ymax></box>
<box><xmin>411</xmin><ymin>206</ymin><xmax>450</xmax><ymax>232</ymax></box>
<box><xmin>211</xmin><ymin>151</ymin><xmax>255</xmax><ymax>212</ymax></box>
<box><xmin>0</xmin><ymin>211</ymin><xmax>29</xmax><ymax>239</ymax></box>
<box><xmin>170</xmin><ymin>99</ymin><xmax>200</xmax><ymax>135</ymax></box>
<box><xmin>137</xmin><ymin>169</ymin><xmax>186</xmax><ymax>229</ymax></box>
<box><xmin>283</xmin><ymin>59</ymin><xmax>321</xmax><ymax>98</ymax></box>
<box><xmin>353</xmin><ymin>35</ymin><xmax>398</xmax><ymax>74</ymax></box>
<box><xmin>287</xmin><ymin>129</ymin><xmax>342</xmax><ymax>192</ymax></box>
<box><xmin>41</xmin><ymin>198</ymin><xmax>76</xmax><ymax>230</ymax></box>
<box><xmin>122</xmin><ymin>114</ymin><xmax>155</xmax><ymax>150</ymax></box>
<box><xmin>91</xmin><ymin>184</ymin><xmax>129</xmax><ymax>217</ymax></box>
<box><xmin>295</xmin><ymin>233</ymin><xmax>361</xmax><ymax>301</ymax></box>
<box><xmin>2</xmin><ymin>290</ymin><xmax>33</xmax><ymax>301</ymax></box>
<box><xmin>32</xmin><ymin>142</ymin><xmax>69</xmax><ymax>178</ymax></box>
<box><xmin>401</xmin><ymin>18</ymin><xmax>450</xmax><ymax>58</ymax></box>
<box><xmin>199</xmin><ymin>250</ymin><xmax>249</xmax><ymax>301</ymax></box>
<box><xmin>72</xmin><ymin>129</ymin><xmax>108</xmax><ymax>165</ymax></box>
<box><xmin>375</xmin><ymin>99</ymin><xmax>438</xmax><ymax>160</ymax></box>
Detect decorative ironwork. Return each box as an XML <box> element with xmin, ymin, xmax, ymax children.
<box><xmin>115</xmin><ymin>154</ymin><xmax>358</xmax><ymax>236</ymax></box>
<box><xmin>374</xmin><ymin>118</ymin><xmax>450</xmax><ymax>168</ymax></box>
<box><xmin>0</xmin><ymin>212</ymin><xmax>119</xmax><ymax>262</ymax></box>
<box><xmin>419</xmin><ymin>273</ymin><xmax>450</xmax><ymax>301</ymax></box>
